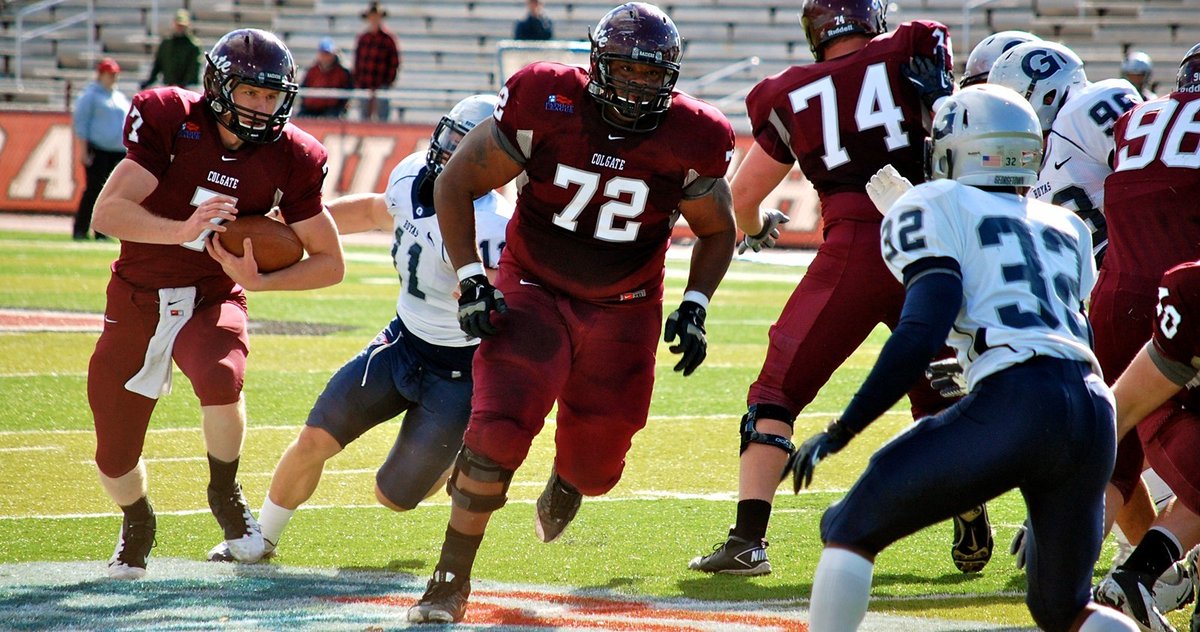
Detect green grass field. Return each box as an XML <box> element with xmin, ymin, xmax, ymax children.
<box><xmin>0</xmin><ymin>229</ymin><xmax>1177</xmax><ymax>630</ymax></box>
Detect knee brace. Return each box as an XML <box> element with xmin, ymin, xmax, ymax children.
<box><xmin>446</xmin><ymin>446</ymin><xmax>514</xmax><ymax>513</ymax></box>
<box><xmin>739</xmin><ymin>403</ymin><xmax>797</xmax><ymax>455</ymax></box>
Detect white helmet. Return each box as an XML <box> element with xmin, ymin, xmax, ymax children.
<box><xmin>928</xmin><ymin>85</ymin><xmax>1043</xmax><ymax>187</ymax></box>
<box><xmin>1121</xmin><ymin>51</ymin><xmax>1153</xmax><ymax>80</ymax></box>
<box><xmin>987</xmin><ymin>40</ymin><xmax>1087</xmax><ymax>132</ymax></box>
<box><xmin>961</xmin><ymin>30</ymin><xmax>1042</xmax><ymax>87</ymax></box>
<box><xmin>426</xmin><ymin>94</ymin><xmax>501</xmax><ymax>176</ymax></box>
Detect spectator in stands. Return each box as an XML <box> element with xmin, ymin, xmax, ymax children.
<box><xmin>140</xmin><ymin>9</ymin><xmax>202</xmax><ymax>90</ymax></box>
<box><xmin>353</xmin><ymin>2</ymin><xmax>401</xmax><ymax>122</ymax></box>
<box><xmin>299</xmin><ymin>38</ymin><xmax>354</xmax><ymax>118</ymax></box>
<box><xmin>73</xmin><ymin>58</ymin><xmax>129</xmax><ymax>241</ymax></box>
<box><xmin>514</xmin><ymin>0</ymin><xmax>554</xmax><ymax>40</ymax></box>
<box><xmin>1121</xmin><ymin>51</ymin><xmax>1156</xmax><ymax>100</ymax></box>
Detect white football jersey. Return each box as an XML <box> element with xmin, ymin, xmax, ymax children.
<box><xmin>882</xmin><ymin>179</ymin><xmax>1100</xmax><ymax>390</ymax></box>
<box><xmin>384</xmin><ymin>152</ymin><xmax>512</xmax><ymax>347</ymax></box>
<box><xmin>1029</xmin><ymin>79</ymin><xmax>1140</xmax><ymax>237</ymax></box>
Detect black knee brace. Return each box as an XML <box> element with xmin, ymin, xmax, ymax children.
<box><xmin>739</xmin><ymin>403</ymin><xmax>797</xmax><ymax>455</ymax></box>
<box><xmin>446</xmin><ymin>446</ymin><xmax>514</xmax><ymax>513</ymax></box>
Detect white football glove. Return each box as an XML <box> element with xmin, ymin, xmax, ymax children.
<box><xmin>738</xmin><ymin>208</ymin><xmax>790</xmax><ymax>254</ymax></box>
<box><xmin>865</xmin><ymin>164</ymin><xmax>914</xmax><ymax>215</ymax></box>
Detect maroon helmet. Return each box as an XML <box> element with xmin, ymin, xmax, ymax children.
<box><xmin>203</xmin><ymin>29</ymin><xmax>299</xmax><ymax>143</ymax></box>
<box><xmin>801</xmin><ymin>0</ymin><xmax>887</xmax><ymax>61</ymax></box>
<box><xmin>587</xmin><ymin>2</ymin><xmax>682</xmax><ymax>132</ymax></box>
<box><xmin>1178</xmin><ymin>42</ymin><xmax>1200</xmax><ymax>91</ymax></box>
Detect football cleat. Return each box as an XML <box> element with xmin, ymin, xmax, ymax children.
<box><xmin>1094</xmin><ymin>568</ymin><xmax>1176</xmax><ymax>632</ymax></box>
<box><xmin>952</xmin><ymin>504</ymin><xmax>994</xmax><ymax>573</ymax></box>
<box><xmin>107</xmin><ymin>512</ymin><xmax>157</xmax><ymax>580</ymax></box>
<box><xmin>1154</xmin><ymin>546</ymin><xmax>1198</xmax><ymax>614</ymax></box>
<box><xmin>407</xmin><ymin>570</ymin><xmax>471</xmax><ymax>624</ymax></box>
<box><xmin>535</xmin><ymin>468</ymin><xmax>582</xmax><ymax>543</ymax></box>
<box><xmin>208</xmin><ymin>483</ymin><xmax>265</xmax><ymax>562</ymax></box>
<box><xmin>688</xmin><ymin>530</ymin><xmax>771</xmax><ymax>576</ymax></box>
<box><xmin>208</xmin><ymin>537</ymin><xmax>276</xmax><ymax>563</ymax></box>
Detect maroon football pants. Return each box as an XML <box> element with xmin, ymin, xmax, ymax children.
<box><xmin>89</xmin><ymin>274</ymin><xmax>249</xmax><ymax>478</ymax></box>
<box><xmin>462</xmin><ymin>267</ymin><xmax>661</xmax><ymax>496</ymax></box>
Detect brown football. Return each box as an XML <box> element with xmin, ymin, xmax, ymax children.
<box><xmin>218</xmin><ymin>215</ymin><xmax>304</xmax><ymax>273</ymax></box>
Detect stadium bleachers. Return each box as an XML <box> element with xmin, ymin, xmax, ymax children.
<box><xmin>0</xmin><ymin>0</ymin><xmax>1194</xmax><ymax>126</ymax></box>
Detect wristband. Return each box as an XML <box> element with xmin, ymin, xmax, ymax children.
<box><xmin>682</xmin><ymin>290</ymin><xmax>710</xmax><ymax>311</ymax></box>
<box><xmin>456</xmin><ymin>262</ymin><xmax>486</xmax><ymax>282</ymax></box>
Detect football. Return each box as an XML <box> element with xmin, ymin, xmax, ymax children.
<box><xmin>217</xmin><ymin>215</ymin><xmax>304</xmax><ymax>273</ymax></box>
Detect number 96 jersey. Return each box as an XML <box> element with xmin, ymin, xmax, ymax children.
<box><xmin>882</xmin><ymin>179</ymin><xmax>1099</xmax><ymax>390</ymax></box>
<box><xmin>384</xmin><ymin>152</ymin><xmax>512</xmax><ymax>346</ymax></box>
<box><xmin>491</xmin><ymin>62</ymin><xmax>734</xmax><ymax>302</ymax></box>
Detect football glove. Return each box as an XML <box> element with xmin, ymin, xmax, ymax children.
<box><xmin>902</xmin><ymin>46</ymin><xmax>954</xmax><ymax>112</ymax></box>
<box><xmin>457</xmin><ymin>274</ymin><xmax>507</xmax><ymax>338</ymax></box>
<box><xmin>865</xmin><ymin>164</ymin><xmax>914</xmax><ymax>215</ymax></box>
<box><xmin>664</xmin><ymin>300</ymin><xmax>707</xmax><ymax>376</ymax></box>
<box><xmin>925</xmin><ymin>358</ymin><xmax>967</xmax><ymax>399</ymax></box>
<box><xmin>1009</xmin><ymin>519</ymin><xmax>1032</xmax><ymax>571</ymax></box>
<box><xmin>782</xmin><ymin>419</ymin><xmax>855</xmax><ymax>493</ymax></box>
<box><xmin>738</xmin><ymin>209</ymin><xmax>790</xmax><ymax>254</ymax></box>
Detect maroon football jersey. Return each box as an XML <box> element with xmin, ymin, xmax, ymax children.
<box><xmin>115</xmin><ymin>88</ymin><xmax>327</xmax><ymax>291</ymax></box>
<box><xmin>1151</xmin><ymin>261</ymin><xmax>1200</xmax><ymax>408</ymax></box>
<box><xmin>1104</xmin><ymin>91</ymin><xmax>1200</xmax><ymax>280</ymax></box>
<box><xmin>492</xmin><ymin>62</ymin><xmax>734</xmax><ymax>302</ymax></box>
<box><xmin>745</xmin><ymin>20</ymin><xmax>950</xmax><ymax>227</ymax></box>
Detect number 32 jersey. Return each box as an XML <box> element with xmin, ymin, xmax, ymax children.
<box><xmin>384</xmin><ymin>152</ymin><xmax>512</xmax><ymax>347</ymax></box>
<box><xmin>883</xmin><ymin>180</ymin><xmax>1099</xmax><ymax>390</ymax></box>
<box><xmin>491</xmin><ymin>62</ymin><xmax>734</xmax><ymax>302</ymax></box>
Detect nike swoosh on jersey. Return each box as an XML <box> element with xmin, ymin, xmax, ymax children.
<box><xmin>103</xmin><ymin>316</ymin><xmax>118</xmax><ymax>324</ymax></box>
<box><xmin>1054</xmin><ymin>157</ymin><xmax>1072</xmax><ymax>169</ymax></box>
<box><xmin>607</xmin><ymin>134</ymin><xmax>625</xmax><ymax>141</ymax></box>
<box><xmin>518</xmin><ymin>279</ymin><xmax>541</xmax><ymax>286</ymax></box>
<box><xmin>220</xmin><ymin>156</ymin><xmax>237</xmax><ymax>162</ymax></box>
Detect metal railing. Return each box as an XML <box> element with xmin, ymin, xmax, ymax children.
<box><xmin>15</xmin><ymin>0</ymin><xmax>95</xmax><ymax>88</ymax></box>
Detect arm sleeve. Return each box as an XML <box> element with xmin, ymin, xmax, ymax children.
<box><xmin>839</xmin><ymin>268</ymin><xmax>962</xmax><ymax>435</ymax></box>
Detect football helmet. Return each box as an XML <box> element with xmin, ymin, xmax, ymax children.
<box><xmin>927</xmin><ymin>84</ymin><xmax>1043</xmax><ymax>187</ymax></box>
<box><xmin>987</xmin><ymin>40</ymin><xmax>1086</xmax><ymax>132</ymax></box>
<box><xmin>960</xmin><ymin>30</ymin><xmax>1041</xmax><ymax>87</ymax></box>
<box><xmin>426</xmin><ymin>94</ymin><xmax>500</xmax><ymax>178</ymax></box>
<box><xmin>1178</xmin><ymin>43</ymin><xmax>1200</xmax><ymax>91</ymax></box>
<box><xmin>586</xmin><ymin>2</ymin><xmax>681</xmax><ymax>132</ymax></box>
<box><xmin>1121</xmin><ymin>51</ymin><xmax>1153</xmax><ymax>81</ymax></box>
<box><xmin>203</xmin><ymin>29</ymin><xmax>299</xmax><ymax>144</ymax></box>
<box><xmin>801</xmin><ymin>0</ymin><xmax>887</xmax><ymax>62</ymax></box>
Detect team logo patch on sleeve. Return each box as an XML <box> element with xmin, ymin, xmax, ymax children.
<box><xmin>178</xmin><ymin>122</ymin><xmax>201</xmax><ymax>140</ymax></box>
<box><xmin>545</xmin><ymin>94</ymin><xmax>575</xmax><ymax>113</ymax></box>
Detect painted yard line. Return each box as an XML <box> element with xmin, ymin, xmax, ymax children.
<box><xmin>0</xmin><ymin>445</ymin><xmax>61</xmax><ymax>452</ymax></box>
<box><xmin>0</xmin><ymin>491</ymin><xmax>848</xmax><ymax>521</ymax></box>
<box><xmin>0</xmin><ymin>412</ymin><xmax>909</xmax><ymax>438</ymax></box>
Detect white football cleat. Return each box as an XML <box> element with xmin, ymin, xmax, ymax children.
<box><xmin>1155</xmin><ymin>546</ymin><xmax>1199</xmax><ymax>614</ymax></box>
<box><xmin>208</xmin><ymin>483</ymin><xmax>265</xmax><ymax>562</ymax></box>
<box><xmin>107</xmin><ymin>513</ymin><xmax>156</xmax><ymax>580</ymax></box>
<box><xmin>208</xmin><ymin>538</ymin><xmax>275</xmax><ymax>563</ymax></box>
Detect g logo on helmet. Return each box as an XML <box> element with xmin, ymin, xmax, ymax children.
<box><xmin>1020</xmin><ymin>50</ymin><xmax>1063</xmax><ymax>80</ymax></box>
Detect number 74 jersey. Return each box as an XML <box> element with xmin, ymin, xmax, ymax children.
<box><xmin>882</xmin><ymin>179</ymin><xmax>1100</xmax><ymax>390</ymax></box>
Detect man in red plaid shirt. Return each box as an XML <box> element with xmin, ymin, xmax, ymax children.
<box><xmin>353</xmin><ymin>2</ymin><xmax>400</xmax><ymax>121</ymax></box>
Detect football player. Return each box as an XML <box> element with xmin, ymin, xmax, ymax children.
<box><xmin>89</xmin><ymin>29</ymin><xmax>344</xmax><ymax>578</ymax></box>
<box><xmin>1086</xmin><ymin>43</ymin><xmax>1200</xmax><ymax>631</ymax></box>
<box><xmin>407</xmin><ymin>2</ymin><xmax>737</xmax><ymax>623</ymax></box>
<box><xmin>206</xmin><ymin>95</ymin><xmax>511</xmax><ymax>563</ymax></box>
<box><xmin>958</xmin><ymin>30</ymin><xmax>1040</xmax><ymax>88</ymax></box>
<box><xmin>688</xmin><ymin>0</ymin><xmax>994</xmax><ymax>578</ymax></box>
<box><xmin>789</xmin><ymin>85</ymin><xmax>1137</xmax><ymax>632</ymax></box>
<box><xmin>1122</xmin><ymin>51</ymin><xmax>1157</xmax><ymax>101</ymax></box>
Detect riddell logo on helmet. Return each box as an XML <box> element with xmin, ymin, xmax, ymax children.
<box><xmin>826</xmin><ymin>23</ymin><xmax>857</xmax><ymax>38</ymax></box>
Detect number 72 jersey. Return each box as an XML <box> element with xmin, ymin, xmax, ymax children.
<box><xmin>882</xmin><ymin>179</ymin><xmax>1100</xmax><ymax>390</ymax></box>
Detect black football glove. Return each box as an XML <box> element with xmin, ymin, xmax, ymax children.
<box><xmin>664</xmin><ymin>300</ymin><xmax>707</xmax><ymax>376</ymax></box>
<box><xmin>457</xmin><ymin>274</ymin><xmax>507</xmax><ymax>338</ymax></box>
<box><xmin>782</xmin><ymin>419</ymin><xmax>855</xmax><ymax>493</ymax></box>
<box><xmin>738</xmin><ymin>209</ymin><xmax>790</xmax><ymax>254</ymax></box>
<box><xmin>925</xmin><ymin>358</ymin><xmax>967</xmax><ymax>399</ymax></box>
<box><xmin>902</xmin><ymin>45</ymin><xmax>954</xmax><ymax>111</ymax></box>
